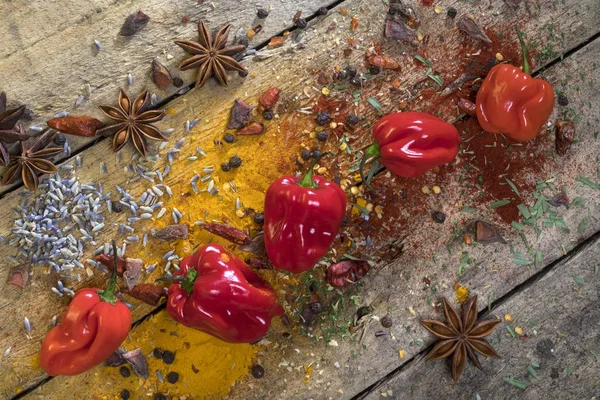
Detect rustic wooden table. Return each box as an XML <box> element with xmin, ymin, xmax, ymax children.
<box><xmin>1</xmin><ymin>0</ymin><xmax>598</xmax><ymax>399</ymax></box>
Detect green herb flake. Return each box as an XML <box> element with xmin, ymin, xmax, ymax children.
<box><xmin>535</xmin><ymin>251</ymin><xmax>543</xmax><ymax>267</ymax></box>
<box><xmin>578</xmin><ymin>218</ymin><xmax>589</xmax><ymax>232</ymax></box>
<box><xmin>352</xmin><ymin>203</ymin><xmax>370</xmax><ymax>216</ymax></box>
<box><xmin>413</xmin><ymin>54</ymin><xmax>432</xmax><ymax>66</ymax></box>
<box><xmin>572</xmin><ymin>275</ymin><xmax>585</xmax><ymax>286</ymax></box>
<box><xmin>576</xmin><ymin>176</ymin><xmax>600</xmax><ymax>190</ymax></box>
<box><xmin>462</xmin><ymin>206</ymin><xmax>476</xmax><ymax>214</ymax></box>
<box><xmin>504</xmin><ymin>376</ymin><xmax>529</xmax><ymax>390</ymax></box>
<box><xmin>490</xmin><ymin>199</ymin><xmax>511</xmax><ymax>208</ymax></box>
<box><xmin>367</xmin><ymin>97</ymin><xmax>383</xmax><ymax>113</ymax></box>
<box><xmin>505</xmin><ymin>177</ymin><xmax>521</xmax><ymax>196</ymax></box>
<box><xmin>506</xmin><ymin>325</ymin><xmax>516</xmax><ymax>337</ymax></box>
<box><xmin>511</xmin><ymin>221</ymin><xmax>525</xmax><ymax>231</ymax></box>
<box><xmin>427</xmin><ymin>74</ymin><xmax>444</xmax><ymax>87</ymax></box>
<box><xmin>595</xmin><ymin>265</ymin><xmax>599</xmax><ymax>275</ymax></box>
<box><xmin>566</xmin><ymin>365</ymin><xmax>575</xmax><ymax>376</ymax></box>
<box><xmin>569</xmin><ymin>197</ymin><xmax>585</xmax><ymax>207</ymax></box>
<box><xmin>517</xmin><ymin>204</ymin><xmax>532</xmax><ymax>219</ymax></box>
<box><xmin>527</xmin><ymin>365</ymin><xmax>540</xmax><ymax>380</ymax></box>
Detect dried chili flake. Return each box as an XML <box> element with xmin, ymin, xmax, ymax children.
<box><xmin>7</xmin><ymin>264</ymin><xmax>30</xmax><ymax>289</ymax></box>
<box><xmin>269</xmin><ymin>36</ymin><xmax>285</xmax><ymax>47</ymax></box>
<box><xmin>119</xmin><ymin>11</ymin><xmax>150</xmax><ymax>36</ymax></box>
<box><xmin>125</xmin><ymin>284</ymin><xmax>166</xmax><ymax>306</ymax></box>
<box><xmin>181</xmin><ymin>15</ymin><xmax>190</xmax><ymax>25</ymax></box>
<box><xmin>153</xmin><ymin>224</ymin><xmax>189</xmax><ymax>241</ymax></box>
<box><xmin>554</xmin><ymin>120</ymin><xmax>575</xmax><ymax>156</ymax></box>
<box><xmin>229</xmin><ymin>99</ymin><xmax>253</xmax><ymax>129</ymax></box>
<box><xmin>259</xmin><ymin>88</ymin><xmax>281</xmax><ymax>110</ymax></box>
<box><xmin>95</xmin><ymin>254</ymin><xmax>126</xmax><ymax>276</ymax></box>
<box><xmin>365</xmin><ymin>44</ymin><xmax>401</xmax><ymax>70</ymax></box>
<box><xmin>47</xmin><ymin>116</ymin><xmax>103</xmax><ymax>137</ymax></box>
<box><xmin>151</xmin><ymin>59</ymin><xmax>174</xmax><ymax>90</ymax></box>
<box><xmin>246</xmin><ymin>258</ymin><xmax>273</xmax><ymax>270</ymax></box>
<box><xmin>327</xmin><ymin>260</ymin><xmax>370</xmax><ymax>287</ymax></box>
<box><xmin>293</xmin><ymin>10</ymin><xmax>302</xmax><ymax>23</ymax></box>
<box><xmin>123</xmin><ymin>258</ymin><xmax>143</xmax><ymax>290</ymax></box>
<box><xmin>237</xmin><ymin>122</ymin><xmax>264</xmax><ymax>136</ymax></box>
<box><xmin>199</xmin><ymin>223</ymin><xmax>250</xmax><ymax>245</ymax></box>
<box><xmin>339</xmin><ymin>8</ymin><xmax>349</xmax><ymax>16</ymax></box>
<box><xmin>350</xmin><ymin>16</ymin><xmax>359</xmax><ymax>31</ymax></box>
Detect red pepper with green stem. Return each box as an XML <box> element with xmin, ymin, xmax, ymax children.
<box><xmin>263</xmin><ymin>152</ymin><xmax>347</xmax><ymax>273</ymax></box>
<box><xmin>161</xmin><ymin>243</ymin><xmax>283</xmax><ymax>343</ymax></box>
<box><xmin>475</xmin><ymin>28</ymin><xmax>555</xmax><ymax>141</ymax></box>
<box><xmin>39</xmin><ymin>241</ymin><xmax>132</xmax><ymax>376</ymax></box>
<box><xmin>360</xmin><ymin>112</ymin><xmax>462</xmax><ymax>187</ymax></box>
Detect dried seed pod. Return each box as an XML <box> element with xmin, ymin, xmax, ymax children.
<box><xmin>119</xmin><ymin>10</ymin><xmax>150</xmax><ymax>36</ymax></box>
<box><xmin>458</xmin><ymin>15</ymin><xmax>492</xmax><ymax>44</ymax></box>
<box><xmin>554</xmin><ymin>120</ymin><xmax>576</xmax><ymax>156</ymax></box>
<box><xmin>238</xmin><ymin>234</ymin><xmax>266</xmax><ymax>256</ymax></box>
<box><xmin>548</xmin><ymin>191</ymin><xmax>569</xmax><ymax>207</ymax></box>
<box><xmin>47</xmin><ymin>116</ymin><xmax>104</xmax><ymax>137</ymax></box>
<box><xmin>198</xmin><ymin>222</ymin><xmax>250</xmax><ymax>245</ymax></box>
<box><xmin>228</xmin><ymin>99</ymin><xmax>253</xmax><ymax>129</ymax></box>
<box><xmin>237</xmin><ymin>122</ymin><xmax>264</xmax><ymax>136</ymax></box>
<box><xmin>471</xmin><ymin>220</ymin><xmax>506</xmax><ymax>244</ymax></box>
<box><xmin>123</xmin><ymin>258</ymin><xmax>143</xmax><ymax>290</ymax></box>
<box><xmin>384</xmin><ymin>19</ymin><xmax>416</xmax><ymax>41</ymax></box>
<box><xmin>122</xmin><ymin>348</ymin><xmax>149</xmax><ymax>378</ymax></box>
<box><xmin>151</xmin><ymin>59</ymin><xmax>174</xmax><ymax>90</ymax></box>
<box><xmin>153</xmin><ymin>224</ymin><xmax>189</xmax><ymax>241</ymax></box>
<box><xmin>125</xmin><ymin>284</ymin><xmax>166</xmax><ymax>306</ymax></box>
<box><xmin>327</xmin><ymin>260</ymin><xmax>370</xmax><ymax>287</ymax></box>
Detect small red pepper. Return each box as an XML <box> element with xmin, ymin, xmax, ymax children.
<box><xmin>39</xmin><ymin>242</ymin><xmax>131</xmax><ymax>376</ymax></box>
<box><xmin>360</xmin><ymin>112</ymin><xmax>461</xmax><ymax>183</ymax></box>
<box><xmin>475</xmin><ymin>29</ymin><xmax>554</xmax><ymax>141</ymax></box>
<box><xmin>264</xmin><ymin>153</ymin><xmax>347</xmax><ymax>273</ymax></box>
<box><xmin>162</xmin><ymin>243</ymin><xmax>283</xmax><ymax>343</ymax></box>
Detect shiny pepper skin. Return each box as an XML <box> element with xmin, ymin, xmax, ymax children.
<box><xmin>166</xmin><ymin>243</ymin><xmax>283</xmax><ymax>343</ymax></box>
<box><xmin>475</xmin><ymin>64</ymin><xmax>554</xmax><ymax>141</ymax></box>
<box><xmin>264</xmin><ymin>166</ymin><xmax>347</xmax><ymax>274</ymax></box>
<box><xmin>39</xmin><ymin>288</ymin><xmax>132</xmax><ymax>376</ymax></box>
<box><xmin>372</xmin><ymin>112</ymin><xmax>462</xmax><ymax>178</ymax></box>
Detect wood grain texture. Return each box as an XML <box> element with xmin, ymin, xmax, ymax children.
<box><xmin>1</xmin><ymin>0</ymin><xmax>599</xmax><ymax>398</ymax></box>
<box><xmin>362</xmin><ymin>233</ymin><xmax>600</xmax><ymax>400</ymax></box>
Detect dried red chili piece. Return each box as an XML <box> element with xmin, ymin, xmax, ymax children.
<box><xmin>47</xmin><ymin>116</ymin><xmax>103</xmax><ymax>137</ymax></box>
<box><xmin>123</xmin><ymin>258</ymin><xmax>143</xmax><ymax>290</ymax></box>
<box><xmin>327</xmin><ymin>260</ymin><xmax>370</xmax><ymax>287</ymax></box>
<box><xmin>199</xmin><ymin>222</ymin><xmax>250</xmax><ymax>245</ymax></box>
<box><xmin>554</xmin><ymin>120</ymin><xmax>576</xmax><ymax>156</ymax></box>
<box><xmin>350</xmin><ymin>16</ymin><xmax>359</xmax><ymax>31</ymax></box>
<box><xmin>7</xmin><ymin>264</ymin><xmax>30</xmax><ymax>289</ymax></box>
<box><xmin>259</xmin><ymin>88</ymin><xmax>281</xmax><ymax>110</ymax></box>
<box><xmin>95</xmin><ymin>254</ymin><xmax>126</xmax><ymax>276</ymax></box>
<box><xmin>119</xmin><ymin>11</ymin><xmax>150</xmax><ymax>36</ymax></box>
<box><xmin>125</xmin><ymin>284</ymin><xmax>166</xmax><ymax>306</ymax></box>
<box><xmin>229</xmin><ymin>99</ymin><xmax>253</xmax><ymax>129</ymax></box>
<box><xmin>237</xmin><ymin>122</ymin><xmax>264</xmax><ymax>136</ymax></box>
<box><xmin>293</xmin><ymin>10</ymin><xmax>302</xmax><ymax>23</ymax></box>
<box><xmin>365</xmin><ymin>43</ymin><xmax>401</xmax><ymax>70</ymax></box>
<box><xmin>458</xmin><ymin>98</ymin><xmax>476</xmax><ymax>116</ymax></box>
<box><xmin>151</xmin><ymin>59</ymin><xmax>174</xmax><ymax>90</ymax></box>
<box><xmin>269</xmin><ymin>36</ymin><xmax>285</xmax><ymax>47</ymax></box>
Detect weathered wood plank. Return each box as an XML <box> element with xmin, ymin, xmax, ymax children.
<box><xmin>361</xmin><ymin>233</ymin><xmax>600</xmax><ymax>400</ymax></box>
<box><xmin>2</xmin><ymin>0</ymin><xmax>599</xmax><ymax>398</ymax></box>
<box><xmin>0</xmin><ymin>0</ymin><xmax>337</xmax><ymax>195</ymax></box>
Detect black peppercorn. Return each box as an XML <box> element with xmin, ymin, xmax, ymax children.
<box><xmin>111</xmin><ymin>201</ymin><xmax>124</xmax><ymax>213</ymax></box>
<box><xmin>346</xmin><ymin>114</ymin><xmax>360</xmax><ymax>125</ymax></box>
<box><xmin>381</xmin><ymin>315</ymin><xmax>393</xmax><ymax>328</ymax></box>
<box><xmin>317</xmin><ymin>7</ymin><xmax>328</xmax><ymax>15</ymax></box>
<box><xmin>251</xmin><ymin>364</ymin><xmax>265</xmax><ymax>379</ymax></box>
<box><xmin>53</xmin><ymin>133</ymin><xmax>67</xmax><ymax>145</ymax></box>
<box><xmin>349</xmin><ymin>76</ymin><xmax>362</xmax><ymax>87</ymax></box>
<box><xmin>447</xmin><ymin>7</ymin><xmax>457</xmax><ymax>18</ymax></box>
<box><xmin>162</xmin><ymin>350</ymin><xmax>175</xmax><ymax>365</ymax></box>
<box><xmin>263</xmin><ymin>109</ymin><xmax>274</xmax><ymax>120</ymax></box>
<box><xmin>432</xmin><ymin>211</ymin><xmax>446</xmax><ymax>223</ymax></box>
<box><xmin>154</xmin><ymin>394</ymin><xmax>167</xmax><ymax>400</ymax></box>
<box><xmin>173</xmin><ymin>77</ymin><xmax>184</xmax><ymax>87</ymax></box>
<box><xmin>296</xmin><ymin>18</ymin><xmax>307</xmax><ymax>29</ymax></box>
<box><xmin>223</xmin><ymin>133</ymin><xmax>235</xmax><ymax>143</ymax></box>
<box><xmin>316</xmin><ymin>130</ymin><xmax>329</xmax><ymax>142</ymax></box>
<box><xmin>300</xmin><ymin>308</ymin><xmax>313</xmax><ymax>326</ymax></box>
<box><xmin>356</xmin><ymin>306</ymin><xmax>373</xmax><ymax>320</ymax></box>
<box><xmin>369</xmin><ymin>66</ymin><xmax>381</xmax><ymax>75</ymax></box>
<box><xmin>229</xmin><ymin>155</ymin><xmax>242</xmax><ymax>168</ymax></box>
<box><xmin>119</xmin><ymin>366</ymin><xmax>131</xmax><ymax>378</ymax></box>
<box><xmin>309</xmin><ymin>301</ymin><xmax>323</xmax><ymax>314</ymax></box>
<box><xmin>346</xmin><ymin>66</ymin><xmax>357</xmax><ymax>78</ymax></box>
<box><xmin>221</xmin><ymin>162</ymin><xmax>231</xmax><ymax>172</ymax></box>
<box><xmin>153</xmin><ymin>348</ymin><xmax>164</xmax><ymax>359</ymax></box>
<box><xmin>121</xmin><ymin>389</ymin><xmax>131</xmax><ymax>400</ymax></box>
<box><xmin>253</xmin><ymin>213</ymin><xmax>264</xmax><ymax>225</ymax></box>
<box><xmin>311</xmin><ymin>149</ymin><xmax>322</xmax><ymax>159</ymax></box>
<box><xmin>336</xmin><ymin>69</ymin><xmax>348</xmax><ymax>81</ymax></box>
<box><xmin>167</xmin><ymin>371</ymin><xmax>179</xmax><ymax>384</ymax></box>
<box><xmin>301</xmin><ymin>149</ymin><xmax>312</xmax><ymax>160</ymax></box>
<box><xmin>257</xmin><ymin>8</ymin><xmax>269</xmax><ymax>18</ymax></box>
<box><xmin>316</xmin><ymin>111</ymin><xmax>330</xmax><ymax>126</ymax></box>
<box><xmin>557</xmin><ymin>94</ymin><xmax>569</xmax><ymax>106</ymax></box>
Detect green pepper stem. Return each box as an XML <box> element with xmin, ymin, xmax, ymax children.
<box><xmin>358</xmin><ymin>142</ymin><xmax>381</xmax><ymax>191</ymax></box>
<box><xmin>298</xmin><ymin>151</ymin><xmax>334</xmax><ymax>188</ymax></box>
<box><xmin>155</xmin><ymin>269</ymin><xmax>198</xmax><ymax>296</ymax></box>
<box><xmin>98</xmin><ymin>240</ymin><xmax>119</xmax><ymax>305</ymax></box>
<box><xmin>516</xmin><ymin>28</ymin><xmax>530</xmax><ymax>75</ymax></box>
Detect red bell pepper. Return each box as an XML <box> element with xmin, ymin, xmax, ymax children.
<box><xmin>163</xmin><ymin>243</ymin><xmax>283</xmax><ymax>343</ymax></box>
<box><xmin>361</xmin><ymin>111</ymin><xmax>461</xmax><ymax>183</ymax></box>
<box><xmin>39</xmin><ymin>242</ymin><xmax>131</xmax><ymax>376</ymax></box>
<box><xmin>264</xmin><ymin>154</ymin><xmax>347</xmax><ymax>273</ymax></box>
<box><xmin>475</xmin><ymin>29</ymin><xmax>554</xmax><ymax>141</ymax></box>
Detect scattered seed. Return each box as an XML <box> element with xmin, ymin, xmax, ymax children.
<box><xmin>93</xmin><ymin>40</ymin><xmax>103</xmax><ymax>50</ymax></box>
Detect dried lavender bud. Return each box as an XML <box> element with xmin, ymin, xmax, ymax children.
<box><xmin>229</xmin><ymin>155</ymin><xmax>242</xmax><ymax>168</ymax></box>
<box><xmin>257</xmin><ymin>8</ymin><xmax>269</xmax><ymax>18</ymax></box>
<box><xmin>316</xmin><ymin>130</ymin><xmax>329</xmax><ymax>142</ymax></box>
<box><xmin>346</xmin><ymin>114</ymin><xmax>360</xmax><ymax>125</ymax></box>
<box><xmin>221</xmin><ymin>162</ymin><xmax>231</xmax><ymax>172</ymax></box>
<box><xmin>223</xmin><ymin>133</ymin><xmax>235</xmax><ymax>143</ymax></box>
<box><xmin>447</xmin><ymin>7</ymin><xmax>457</xmax><ymax>18</ymax></box>
<box><xmin>251</xmin><ymin>364</ymin><xmax>265</xmax><ymax>378</ymax></box>
<box><xmin>239</xmin><ymin>37</ymin><xmax>249</xmax><ymax>48</ymax></box>
<box><xmin>432</xmin><ymin>211</ymin><xmax>446</xmax><ymax>223</ymax></box>
<box><xmin>317</xmin><ymin>7</ymin><xmax>328</xmax><ymax>15</ymax></box>
<box><xmin>316</xmin><ymin>111</ymin><xmax>330</xmax><ymax>126</ymax></box>
<box><xmin>296</xmin><ymin>18</ymin><xmax>307</xmax><ymax>29</ymax></box>
<box><xmin>381</xmin><ymin>315</ymin><xmax>393</xmax><ymax>328</ymax></box>
<box><xmin>301</xmin><ymin>149</ymin><xmax>311</xmax><ymax>160</ymax></box>
<box><xmin>263</xmin><ymin>109</ymin><xmax>274</xmax><ymax>120</ymax></box>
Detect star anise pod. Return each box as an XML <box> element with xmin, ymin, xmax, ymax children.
<box><xmin>97</xmin><ymin>89</ymin><xmax>166</xmax><ymax>157</ymax></box>
<box><xmin>0</xmin><ymin>91</ymin><xmax>29</xmax><ymax>166</ymax></box>
<box><xmin>175</xmin><ymin>21</ymin><xmax>246</xmax><ymax>88</ymax></box>
<box><xmin>2</xmin><ymin>129</ymin><xmax>62</xmax><ymax>191</ymax></box>
<box><xmin>421</xmin><ymin>295</ymin><xmax>501</xmax><ymax>382</ymax></box>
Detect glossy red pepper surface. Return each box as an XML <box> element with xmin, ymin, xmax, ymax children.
<box><xmin>39</xmin><ymin>289</ymin><xmax>132</xmax><ymax>376</ymax></box>
<box><xmin>264</xmin><ymin>163</ymin><xmax>347</xmax><ymax>273</ymax></box>
<box><xmin>372</xmin><ymin>112</ymin><xmax>462</xmax><ymax>178</ymax></box>
<box><xmin>475</xmin><ymin>64</ymin><xmax>554</xmax><ymax>141</ymax></box>
<box><xmin>166</xmin><ymin>243</ymin><xmax>283</xmax><ymax>343</ymax></box>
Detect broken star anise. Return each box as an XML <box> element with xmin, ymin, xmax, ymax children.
<box><xmin>1</xmin><ymin>129</ymin><xmax>62</xmax><ymax>191</ymax></box>
<box><xmin>421</xmin><ymin>295</ymin><xmax>500</xmax><ymax>382</ymax></box>
<box><xmin>0</xmin><ymin>91</ymin><xmax>29</xmax><ymax>166</ymax></box>
<box><xmin>97</xmin><ymin>89</ymin><xmax>166</xmax><ymax>158</ymax></box>
<box><xmin>175</xmin><ymin>21</ymin><xmax>246</xmax><ymax>88</ymax></box>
